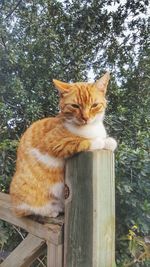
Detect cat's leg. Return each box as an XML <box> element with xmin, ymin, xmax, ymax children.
<box><xmin>49</xmin><ymin>200</ymin><xmax>64</xmax><ymax>217</ymax></box>
<box><xmin>48</xmin><ymin>182</ymin><xmax>64</xmax><ymax>217</ymax></box>
<box><xmin>90</xmin><ymin>137</ymin><xmax>117</xmax><ymax>151</ymax></box>
<box><xmin>104</xmin><ymin>137</ymin><xmax>117</xmax><ymax>151</ymax></box>
<box><xmin>15</xmin><ymin>201</ymin><xmax>63</xmax><ymax>218</ymax></box>
<box><xmin>10</xmin><ymin>193</ymin><xmax>33</xmax><ymax>217</ymax></box>
<box><xmin>11</xmin><ymin>187</ymin><xmax>64</xmax><ymax>218</ymax></box>
<box><xmin>14</xmin><ymin>207</ymin><xmax>32</xmax><ymax>217</ymax></box>
<box><xmin>10</xmin><ymin>173</ymin><xmax>64</xmax><ymax>218</ymax></box>
<box><xmin>90</xmin><ymin>138</ymin><xmax>105</xmax><ymax>150</ymax></box>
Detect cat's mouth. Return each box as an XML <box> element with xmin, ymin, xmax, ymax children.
<box><xmin>74</xmin><ymin>113</ymin><xmax>104</xmax><ymax>126</ymax></box>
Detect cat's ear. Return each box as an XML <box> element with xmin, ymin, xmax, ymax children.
<box><xmin>95</xmin><ymin>72</ymin><xmax>110</xmax><ymax>94</ymax></box>
<box><xmin>53</xmin><ymin>79</ymin><xmax>70</xmax><ymax>94</ymax></box>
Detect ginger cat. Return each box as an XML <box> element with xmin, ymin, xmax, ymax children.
<box><xmin>10</xmin><ymin>72</ymin><xmax>117</xmax><ymax>217</ymax></box>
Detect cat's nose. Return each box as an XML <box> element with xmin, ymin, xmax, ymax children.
<box><xmin>82</xmin><ymin>111</ymin><xmax>89</xmax><ymax>123</ymax></box>
<box><xmin>82</xmin><ymin>118</ymin><xmax>88</xmax><ymax>124</ymax></box>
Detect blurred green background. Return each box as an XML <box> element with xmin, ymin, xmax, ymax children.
<box><xmin>0</xmin><ymin>1</ymin><xmax>149</xmax><ymax>266</ymax></box>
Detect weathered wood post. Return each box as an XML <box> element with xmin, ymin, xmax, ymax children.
<box><xmin>64</xmin><ymin>150</ymin><xmax>115</xmax><ymax>267</ymax></box>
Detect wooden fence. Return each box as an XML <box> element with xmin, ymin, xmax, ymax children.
<box><xmin>0</xmin><ymin>150</ymin><xmax>115</xmax><ymax>267</ymax></box>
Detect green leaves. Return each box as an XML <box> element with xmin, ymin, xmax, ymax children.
<box><xmin>0</xmin><ymin>224</ymin><xmax>9</xmax><ymax>249</ymax></box>
<box><xmin>0</xmin><ymin>0</ymin><xmax>150</xmax><ymax>265</ymax></box>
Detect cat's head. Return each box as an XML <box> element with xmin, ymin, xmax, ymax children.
<box><xmin>53</xmin><ymin>72</ymin><xmax>110</xmax><ymax>126</ymax></box>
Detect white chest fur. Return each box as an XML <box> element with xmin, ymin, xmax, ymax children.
<box><xmin>30</xmin><ymin>148</ymin><xmax>65</xmax><ymax>168</ymax></box>
<box><xmin>64</xmin><ymin>118</ymin><xmax>107</xmax><ymax>140</ymax></box>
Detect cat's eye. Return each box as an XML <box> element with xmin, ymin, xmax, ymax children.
<box><xmin>71</xmin><ymin>104</ymin><xmax>80</xmax><ymax>109</ymax></box>
<box><xmin>91</xmin><ymin>103</ymin><xmax>99</xmax><ymax>108</ymax></box>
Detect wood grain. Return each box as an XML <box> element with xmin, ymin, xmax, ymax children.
<box><xmin>1</xmin><ymin>234</ymin><xmax>45</xmax><ymax>267</ymax></box>
<box><xmin>0</xmin><ymin>193</ymin><xmax>63</xmax><ymax>245</ymax></box>
<box><xmin>64</xmin><ymin>150</ymin><xmax>115</xmax><ymax>267</ymax></box>
<box><xmin>47</xmin><ymin>242</ymin><xmax>63</xmax><ymax>267</ymax></box>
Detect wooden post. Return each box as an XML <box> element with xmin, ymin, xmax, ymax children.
<box><xmin>47</xmin><ymin>243</ymin><xmax>63</xmax><ymax>267</ymax></box>
<box><xmin>64</xmin><ymin>150</ymin><xmax>115</xmax><ymax>267</ymax></box>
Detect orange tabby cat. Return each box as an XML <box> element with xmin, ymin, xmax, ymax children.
<box><xmin>10</xmin><ymin>72</ymin><xmax>117</xmax><ymax>217</ymax></box>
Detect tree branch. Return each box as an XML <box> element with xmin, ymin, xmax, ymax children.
<box><xmin>5</xmin><ymin>0</ymin><xmax>22</xmax><ymax>20</ymax></box>
<box><xmin>0</xmin><ymin>35</ymin><xmax>7</xmax><ymax>50</ymax></box>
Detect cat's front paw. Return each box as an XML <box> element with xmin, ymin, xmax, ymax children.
<box><xmin>104</xmin><ymin>137</ymin><xmax>117</xmax><ymax>151</ymax></box>
<box><xmin>49</xmin><ymin>211</ymin><xmax>59</xmax><ymax>218</ymax></box>
<box><xmin>90</xmin><ymin>138</ymin><xmax>105</xmax><ymax>150</ymax></box>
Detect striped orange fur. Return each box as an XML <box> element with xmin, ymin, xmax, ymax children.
<box><xmin>10</xmin><ymin>72</ymin><xmax>117</xmax><ymax>217</ymax></box>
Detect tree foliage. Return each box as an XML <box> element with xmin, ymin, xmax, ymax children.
<box><xmin>0</xmin><ymin>0</ymin><xmax>150</xmax><ymax>265</ymax></box>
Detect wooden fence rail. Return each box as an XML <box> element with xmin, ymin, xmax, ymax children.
<box><xmin>0</xmin><ymin>193</ymin><xmax>64</xmax><ymax>267</ymax></box>
<box><xmin>0</xmin><ymin>150</ymin><xmax>115</xmax><ymax>267</ymax></box>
